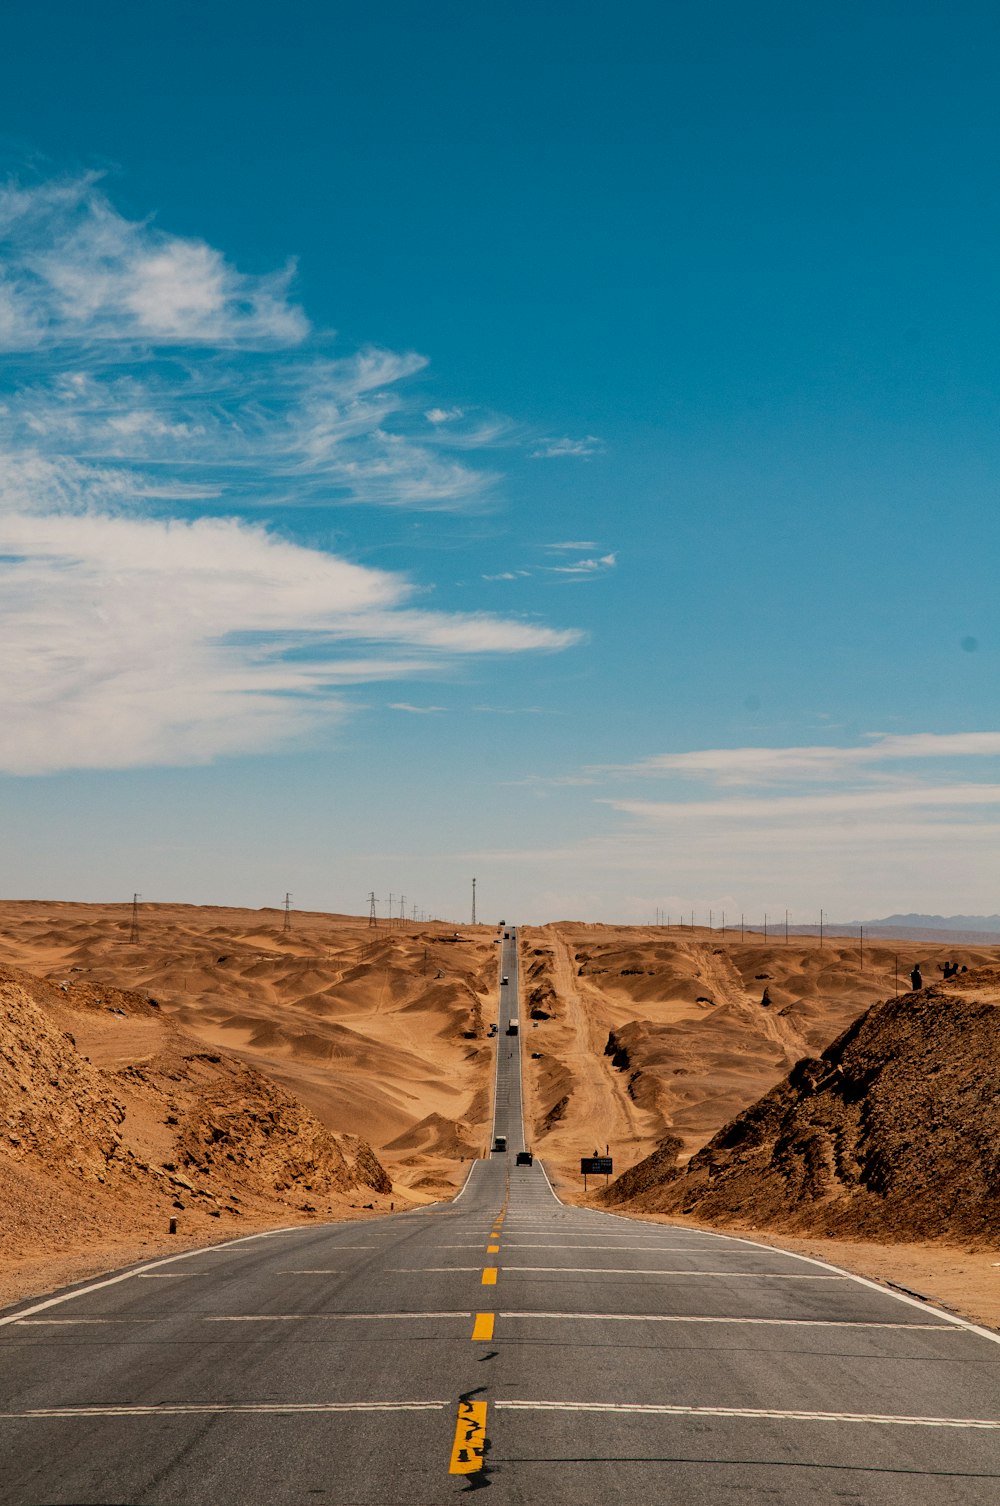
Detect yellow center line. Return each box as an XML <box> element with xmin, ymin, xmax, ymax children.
<box><xmin>448</xmin><ymin>1399</ymin><xmax>488</xmax><ymax>1473</ymax></box>
<box><xmin>481</xmin><ymin>1267</ymin><xmax>498</xmax><ymax>1286</ymax></box>
<box><xmin>487</xmin><ymin>1244</ymin><xmax>500</xmax><ymax>1254</ymax></box>
<box><xmin>471</xmin><ymin>1312</ymin><xmax>495</xmax><ymax>1341</ymax></box>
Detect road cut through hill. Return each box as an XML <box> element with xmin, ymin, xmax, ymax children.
<box><xmin>1</xmin><ymin>927</ymin><xmax>998</xmax><ymax>1504</ymax></box>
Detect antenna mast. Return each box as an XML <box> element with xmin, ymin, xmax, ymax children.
<box><xmin>471</xmin><ymin>876</ymin><xmax>477</xmax><ymax>926</ymax></box>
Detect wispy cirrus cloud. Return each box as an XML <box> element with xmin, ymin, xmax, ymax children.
<box><xmin>548</xmin><ymin>551</ymin><xmax>616</xmax><ymax>577</ymax></box>
<box><xmin>609</xmin><ymin>731</ymin><xmax>1000</xmax><ymax>785</ymax></box>
<box><xmin>0</xmin><ymin>174</ymin><xmax>582</xmax><ymax>774</ymax></box>
<box><xmin>530</xmin><ymin>435</ymin><xmax>604</xmax><ymax>459</ymax></box>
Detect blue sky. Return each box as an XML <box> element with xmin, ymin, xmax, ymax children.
<box><xmin>1</xmin><ymin>1</ymin><xmax>999</xmax><ymax>923</ymax></box>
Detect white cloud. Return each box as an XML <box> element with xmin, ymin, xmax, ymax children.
<box><xmin>548</xmin><ymin>552</ymin><xmax>616</xmax><ymax>577</ymax></box>
<box><xmin>530</xmin><ymin>436</ymin><xmax>604</xmax><ymax>459</ymax></box>
<box><xmin>0</xmin><ymin>174</ymin><xmax>308</xmax><ymax>349</ymax></box>
<box><xmin>425</xmin><ymin>406</ymin><xmax>464</xmax><ymax>424</ymax></box>
<box><xmin>546</xmin><ymin>540</ymin><xmax>599</xmax><ymax>551</ymax></box>
<box><xmin>613</xmin><ymin>731</ymin><xmax>1000</xmax><ymax>785</ymax></box>
<box><xmin>390</xmin><ymin>702</ymin><xmax>446</xmax><ymax>714</ymax></box>
<box><xmin>482</xmin><ymin>569</ymin><xmax>531</xmax><ymax>581</ymax></box>
<box><xmin>0</xmin><ymin>176</ymin><xmax>583</xmax><ymax>774</ymax></box>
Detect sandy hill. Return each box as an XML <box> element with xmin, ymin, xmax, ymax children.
<box><xmin>0</xmin><ymin>901</ymin><xmax>499</xmax><ymax>1202</ymax></box>
<box><xmin>520</xmin><ymin>922</ymin><xmax>1000</xmax><ymax>1190</ymax></box>
<box><xmin>601</xmin><ymin>968</ymin><xmax>1000</xmax><ymax>1245</ymax></box>
<box><xmin>0</xmin><ymin>961</ymin><xmax>393</xmax><ymax>1306</ymax></box>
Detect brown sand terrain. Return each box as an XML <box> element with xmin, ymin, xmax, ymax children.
<box><xmin>597</xmin><ymin>968</ymin><xmax>1000</xmax><ymax>1329</ymax></box>
<box><xmin>0</xmin><ymin>901</ymin><xmax>500</xmax><ymax>1305</ymax></box>
<box><xmin>519</xmin><ymin>922</ymin><xmax>998</xmax><ymax>1186</ymax></box>
<box><xmin>0</xmin><ymin>961</ymin><xmax>392</xmax><ymax>1308</ymax></box>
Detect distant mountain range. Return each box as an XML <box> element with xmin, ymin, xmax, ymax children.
<box><xmin>864</xmin><ymin>913</ymin><xmax>1000</xmax><ymax>932</ymax></box>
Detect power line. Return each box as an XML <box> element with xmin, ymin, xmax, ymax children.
<box><xmin>283</xmin><ymin>893</ymin><xmax>292</xmax><ymax>934</ymax></box>
<box><xmin>368</xmin><ymin>891</ymin><xmax>377</xmax><ymax>928</ymax></box>
<box><xmin>471</xmin><ymin>876</ymin><xmax>477</xmax><ymax>926</ymax></box>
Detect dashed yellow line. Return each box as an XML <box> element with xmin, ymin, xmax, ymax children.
<box><xmin>448</xmin><ymin>1399</ymin><xmax>488</xmax><ymax>1473</ymax></box>
<box><xmin>471</xmin><ymin>1312</ymin><xmax>495</xmax><ymax>1341</ymax></box>
<box><xmin>487</xmin><ymin>1244</ymin><xmax>499</xmax><ymax>1254</ymax></box>
<box><xmin>481</xmin><ymin>1267</ymin><xmax>498</xmax><ymax>1286</ymax></box>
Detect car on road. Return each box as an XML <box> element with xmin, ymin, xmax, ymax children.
<box><xmin>515</xmin><ymin>1150</ymin><xmax>533</xmax><ymax>1166</ymax></box>
<box><xmin>507</xmin><ymin>1019</ymin><xmax>519</xmax><ymax>1035</ymax></box>
<box><xmin>501</xmin><ymin>974</ymin><xmax>509</xmax><ymax>985</ymax></box>
<box><xmin>493</xmin><ymin>1134</ymin><xmax>507</xmax><ymax>1152</ymax></box>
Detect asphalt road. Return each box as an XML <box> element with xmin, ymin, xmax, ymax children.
<box><xmin>1</xmin><ymin>927</ymin><xmax>999</xmax><ymax>1503</ymax></box>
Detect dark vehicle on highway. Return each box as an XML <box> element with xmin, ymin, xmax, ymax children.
<box><xmin>515</xmin><ymin>1150</ymin><xmax>533</xmax><ymax>1166</ymax></box>
<box><xmin>501</xmin><ymin>974</ymin><xmax>509</xmax><ymax>985</ymax></box>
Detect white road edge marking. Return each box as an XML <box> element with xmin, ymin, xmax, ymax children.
<box><xmin>495</xmin><ymin>1400</ymin><xmax>1000</xmax><ymax>1429</ymax></box>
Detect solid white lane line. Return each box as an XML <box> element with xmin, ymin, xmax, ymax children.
<box><xmin>497</xmin><ymin>1312</ymin><xmax>963</xmax><ymax>1331</ymax></box>
<box><xmin>277</xmin><ymin>1270</ymin><xmax>345</xmax><ymax>1275</ymax></box>
<box><xmin>389</xmin><ymin>1268</ymin><xmax>480</xmax><ymax>1274</ymax></box>
<box><xmin>136</xmin><ymin>1274</ymin><xmax>190</xmax><ymax>1280</ymax></box>
<box><xmin>495</xmin><ymin>1400</ymin><xmax>1000</xmax><ymax>1430</ymax></box>
<box><xmin>502</xmin><ymin>1267</ymin><xmax>848</xmax><ymax>1279</ymax></box>
<box><xmin>204</xmin><ymin>1312</ymin><xmax>471</xmax><ymax>1323</ymax></box>
<box><xmin>1</xmin><ymin>1401</ymin><xmax>448</xmax><ymax>1418</ymax></box>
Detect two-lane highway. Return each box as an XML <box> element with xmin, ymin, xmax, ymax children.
<box><xmin>1</xmin><ymin>925</ymin><xmax>999</xmax><ymax>1502</ymax></box>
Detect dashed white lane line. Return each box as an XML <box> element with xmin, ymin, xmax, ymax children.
<box><xmin>0</xmin><ymin>1401</ymin><xmax>448</xmax><ymax>1418</ymax></box>
<box><xmin>277</xmin><ymin>1270</ymin><xmax>345</xmax><ymax>1275</ymax></box>
<box><xmin>495</xmin><ymin>1400</ymin><xmax>1000</xmax><ymax>1430</ymax></box>
<box><xmin>389</xmin><ymin>1268</ymin><xmax>481</xmax><ymax>1274</ymax></box>
<box><xmin>501</xmin><ymin>1268</ymin><xmax>848</xmax><ymax>1279</ymax></box>
<box><xmin>0</xmin><ymin>1227</ymin><xmax>303</xmax><ymax>1330</ymax></box>
<box><xmin>15</xmin><ymin>1319</ymin><xmax>156</xmax><ymax>1327</ymax></box>
<box><xmin>497</xmin><ymin>1312</ymin><xmax>963</xmax><ymax>1331</ymax></box>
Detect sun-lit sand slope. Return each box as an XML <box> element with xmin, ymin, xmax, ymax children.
<box><xmin>604</xmin><ymin>967</ymin><xmax>1000</xmax><ymax>1248</ymax></box>
<box><xmin>520</xmin><ymin>922</ymin><xmax>1000</xmax><ymax>1190</ymax></box>
<box><xmin>0</xmin><ymin>901</ymin><xmax>499</xmax><ymax>1199</ymax></box>
<box><xmin>0</xmin><ymin>960</ymin><xmax>394</xmax><ymax>1308</ymax></box>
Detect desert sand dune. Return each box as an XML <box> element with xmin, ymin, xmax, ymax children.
<box><xmin>521</xmin><ymin>921</ymin><xmax>1000</xmax><ymax>1190</ymax></box>
<box><xmin>0</xmin><ymin>901</ymin><xmax>499</xmax><ymax>1203</ymax></box>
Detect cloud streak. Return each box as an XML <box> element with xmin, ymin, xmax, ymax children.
<box><xmin>0</xmin><ymin>175</ymin><xmax>582</xmax><ymax>774</ymax></box>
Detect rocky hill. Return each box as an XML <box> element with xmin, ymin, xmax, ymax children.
<box><xmin>601</xmin><ymin>969</ymin><xmax>1000</xmax><ymax>1245</ymax></box>
<box><xmin>0</xmin><ymin>961</ymin><xmax>392</xmax><ymax>1304</ymax></box>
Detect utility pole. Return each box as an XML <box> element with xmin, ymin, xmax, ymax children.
<box><xmin>764</xmin><ymin>913</ymin><xmax>768</xmax><ymax>942</ymax></box>
<box><xmin>471</xmin><ymin>877</ymin><xmax>477</xmax><ymax>926</ymax></box>
<box><xmin>709</xmin><ymin>909</ymin><xmax>713</xmax><ymax>931</ymax></box>
<box><xmin>399</xmin><ymin>894</ymin><xmax>406</xmax><ymax>928</ymax></box>
<box><xmin>859</xmin><ymin>924</ymin><xmax>864</xmax><ymax>972</ymax></box>
<box><xmin>721</xmin><ymin>911</ymin><xmax>725</xmax><ymax>937</ymax></box>
<box><xmin>741</xmin><ymin>913</ymin><xmax>744</xmax><ymax>943</ymax></box>
<box><xmin>128</xmin><ymin>893</ymin><xmax>140</xmax><ymax>945</ymax></box>
<box><xmin>785</xmin><ymin>908</ymin><xmax>789</xmax><ymax>944</ymax></box>
<box><xmin>388</xmin><ymin>893</ymin><xmax>393</xmax><ymax>930</ymax></box>
<box><xmin>368</xmin><ymin>891</ymin><xmax>377</xmax><ymax>928</ymax></box>
<box><xmin>283</xmin><ymin>893</ymin><xmax>292</xmax><ymax>934</ymax></box>
<box><xmin>819</xmin><ymin>909</ymin><xmax>824</xmax><ymax>948</ymax></box>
